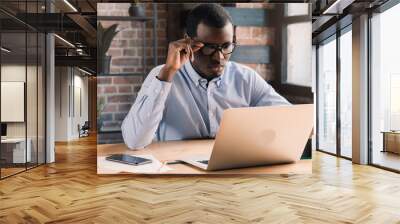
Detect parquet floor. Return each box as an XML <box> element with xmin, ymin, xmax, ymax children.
<box><xmin>1</xmin><ymin>135</ymin><xmax>400</xmax><ymax>224</ymax></box>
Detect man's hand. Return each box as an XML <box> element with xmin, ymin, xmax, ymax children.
<box><xmin>157</xmin><ymin>38</ymin><xmax>203</xmax><ymax>82</ymax></box>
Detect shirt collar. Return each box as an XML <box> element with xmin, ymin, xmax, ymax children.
<box><xmin>184</xmin><ymin>62</ymin><xmax>224</xmax><ymax>88</ymax></box>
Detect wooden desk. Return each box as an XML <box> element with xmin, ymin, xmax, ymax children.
<box><xmin>97</xmin><ymin>140</ymin><xmax>312</xmax><ymax>175</ymax></box>
<box><xmin>1</xmin><ymin>138</ymin><xmax>32</xmax><ymax>164</ymax></box>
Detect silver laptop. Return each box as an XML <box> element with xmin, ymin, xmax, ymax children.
<box><xmin>180</xmin><ymin>104</ymin><xmax>314</xmax><ymax>171</ymax></box>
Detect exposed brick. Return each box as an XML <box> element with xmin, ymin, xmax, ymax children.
<box><xmin>99</xmin><ymin>113</ymin><xmax>112</xmax><ymax>121</ymax></box>
<box><xmin>243</xmin><ymin>63</ymin><xmax>274</xmax><ymax>81</ymax></box>
<box><xmin>103</xmin><ymin>104</ymin><xmax>117</xmax><ymax>113</ymax></box>
<box><xmin>118</xmin><ymin>86</ymin><xmax>132</xmax><ymax>93</ymax></box>
<box><xmin>123</xmin><ymin>49</ymin><xmax>136</xmax><ymax>56</ymax></box>
<box><xmin>121</xmin><ymin>30</ymin><xmax>137</xmax><ymax>38</ymax></box>
<box><xmin>110</xmin><ymin>39</ymin><xmax>128</xmax><ymax>48</ymax></box>
<box><xmin>104</xmin><ymin>86</ymin><xmax>117</xmax><ymax>94</ymax></box>
<box><xmin>118</xmin><ymin>104</ymin><xmax>133</xmax><ymax>112</ymax></box>
<box><xmin>121</xmin><ymin>68</ymin><xmax>136</xmax><ymax>73</ymax></box>
<box><xmin>97</xmin><ymin>77</ymin><xmax>112</xmax><ymax>85</ymax></box>
<box><xmin>110</xmin><ymin>67</ymin><xmax>122</xmax><ymax>73</ymax></box>
<box><xmin>114</xmin><ymin>112</ymin><xmax>129</xmax><ymax>121</ymax></box>
<box><xmin>107</xmin><ymin>49</ymin><xmax>123</xmax><ymax>57</ymax></box>
<box><xmin>129</xmin><ymin>39</ymin><xmax>142</xmax><ymax>47</ymax></box>
<box><xmin>112</xmin><ymin>58</ymin><xmax>139</xmax><ymax>66</ymax></box>
<box><xmin>98</xmin><ymin>3</ymin><xmax>177</xmax><ymax>127</ymax></box>
<box><xmin>98</xmin><ymin>86</ymin><xmax>117</xmax><ymax>94</ymax></box>
<box><xmin>113</xmin><ymin>76</ymin><xmax>142</xmax><ymax>84</ymax></box>
<box><xmin>236</xmin><ymin>27</ymin><xmax>252</xmax><ymax>39</ymax></box>
<box><xmin>107</xmin><ymin>95</ymin><xmax>135</xmax><ymax>103</ymax></box>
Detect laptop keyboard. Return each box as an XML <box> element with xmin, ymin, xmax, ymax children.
<box><xmin>198</xmin><ymin>160</ymin><xmax>209</xmax><ymax>164</ymax></box>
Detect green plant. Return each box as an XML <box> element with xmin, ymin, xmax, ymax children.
<box><xmin>97</xmin><ymin>22</ymin><xmax>119</xmax><ymax>70</ymax></box>
<box><xmin>97</xmin><ymin>97</ymin><xmax>105</xmax><ymax>117</ymax></box>
<box><xmin>97</xmin><ymin>97</ymin><xmax>106</xmax><ymax>131</ymax></box>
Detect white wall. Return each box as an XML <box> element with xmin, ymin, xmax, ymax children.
<box><xmin>1</xmin><ymin>64</ymin><xmax>46</xmax><ymax>164</ymax></box>
<box><xmin>54</xmin><ymin>67</ymin><xmax>89</xmax><ymax>141</ymax></box>
<box><xmin>55</xmin><ymin>67</ymin><xmax>69</xmax><ymax>141</ymax></box>
<box><xmin>1</xmin><ymin>65</ymin><xmax>39</xmax><ymax>138</ymax></box>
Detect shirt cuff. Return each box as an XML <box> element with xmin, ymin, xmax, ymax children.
<box><xmin>149</xmin><ymin>75</ymin><xmax>172</xmax><ymax>102</ymax></box>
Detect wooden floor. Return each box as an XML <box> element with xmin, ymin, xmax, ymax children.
<box><xmin>373</xmin><ymin>151</ymin><xmax>400</xmax><ymax>171</ymax></box>
<box><xmin>1</xmin><ymin>135</ymin><xmax>400</xmax><ymax>223</ymax></box>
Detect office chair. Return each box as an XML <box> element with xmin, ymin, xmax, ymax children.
<box><xmin>79</xmin><ymin>121</ymin><xmax>90</xmax><ymax>138</ymax></box>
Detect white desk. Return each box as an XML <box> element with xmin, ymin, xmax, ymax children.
<box><xmin>1</xmin><ymin>138</ymin><xmax>31</xmax><ymax>163</ymax></box>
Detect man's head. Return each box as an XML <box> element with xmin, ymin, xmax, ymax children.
<box><xmin>186</xmin><ymin>4</ymin><xmax>235</xmax><ymax>79</ymax></box>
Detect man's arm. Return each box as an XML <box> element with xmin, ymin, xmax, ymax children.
<box><xmin>251</xmin><ymin>71</ymin><xmax>291</xmax><ymax>106</ymax></box>
<box><xmin>121</xmin><ymin>66</ymin><xmax>172</xmax><ymax>149</ymax></box>
<box><xmin>121</xmin><ymin>38</ymin><xmax>204</xmax><ymax>149</ymax></box>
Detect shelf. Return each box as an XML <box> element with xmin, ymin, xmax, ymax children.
<box><xmin>97</xmin><ymin>16</ymin><xmax>153</xmax><ymax>22</ymax></box>
<box><xmin>98</xmin><ymin>127</ymin><xmax>121</xmax><ymax>134</ymax></box>
<box><xmin>97</xmin><ymin>73</ymin><xmax>145</xmax><ymax>77</ymax></box>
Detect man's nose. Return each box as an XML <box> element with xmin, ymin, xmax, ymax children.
<box><xmin>211</xmin><ymin>50</ymin><xmax>225</xmax><ymax>62</ymax></box>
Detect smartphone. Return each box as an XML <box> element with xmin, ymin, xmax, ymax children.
<box><xmin>105</xmin><ymin>154</ymin><xmax>152</xmax><ymax>166</ymax></box>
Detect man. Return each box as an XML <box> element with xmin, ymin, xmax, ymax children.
<box><xmin>122</xmin><ymin>3</ymin><xmax>290</xmax><ymax>149</ymax></box>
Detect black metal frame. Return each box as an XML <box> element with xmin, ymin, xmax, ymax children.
<box><xmin>0</xmin><ymin>0</ymin><xmax>47</xmax><ymax>180</ymax></box>
<box><xmin>367</xmin><ymin>0</ymin><xmax>400</xmax><ymax>172</ymax></box>
<box><xmin>315</xmin><ymin>23</ymin><xmax>353</xmax><ymax>162</ymax></box>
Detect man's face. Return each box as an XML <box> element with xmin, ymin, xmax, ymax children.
<box><xmin>191</xmin><ymin>22</ymin><xmax>234</xmax><ymax>78</ymax></box>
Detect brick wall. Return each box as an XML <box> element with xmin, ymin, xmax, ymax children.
<box><xmin>97</xmin><ymin>3</ymin><xmax>167</xmax><ymax>138</ymax></box>
<box><xmin>235</xmin><ymin>3</ymin><xmax>275</xmax><ymax>81</ymax></box>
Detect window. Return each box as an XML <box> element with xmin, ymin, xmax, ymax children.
<box><xmin>370</xmin><ymin>2</ymin><xmax>400</xmax><ymax>171</ymax></box>
<box><xmin>317</xmin><ymin>36</ymin><xmax>337</xmax><ymax>154</ymax></box>
<box><xmin>283</xmin><ymin>4</ymin><xmax>312</xmax><ymax>87</ymax></box>
<box><xmin>339</xmin><ymin>28</ymin><xmax>352</xmax><ymax>158</ymax></box>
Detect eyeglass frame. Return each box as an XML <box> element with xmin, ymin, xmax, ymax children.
<box><xmin>189</xmin><ymin>36</ymin><xmax>237</xmax><ymax>57</ymax></box>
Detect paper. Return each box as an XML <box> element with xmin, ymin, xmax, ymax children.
<box><xmin>98</xmin><ymin>154</ymin><xmax>173</xmax><ymax>174</ymax></box>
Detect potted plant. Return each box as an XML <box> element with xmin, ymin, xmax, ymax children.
<box><xmin>97</xmin><ymin>22</ymin><xmax>119</xmax><ymax>74</ymax></box>
<box><xmin>128</xmin><ymin>0</ymin><xmax>146</xmax><ymax>17</ymax></box>
<box><xmin>97</xmin><ymin>97</ymin><xmax>106</xmax><ymax>132</ymax></box>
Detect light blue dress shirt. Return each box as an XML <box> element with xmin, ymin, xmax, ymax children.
<box><xmin>121</xmin><ymin>61</ymin><xmax>290</xmax><ymax>149</ymax></box>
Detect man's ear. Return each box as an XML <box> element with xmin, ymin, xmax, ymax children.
<box><xmin>184</xmin><ymin>33</ymin><xmax>189</xmax><ymax>39</ymax></box>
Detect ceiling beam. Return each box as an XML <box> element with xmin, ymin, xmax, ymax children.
<box><xmin>67</xmin><ymin>13</ymin><xmax>97</xmax><ymax>40</ymax></box>
<box><xmin>55</xmin><ymin>55</ymin><xmax>96</xmax><ymax>72</ymax></box>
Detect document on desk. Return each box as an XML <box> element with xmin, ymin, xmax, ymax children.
<box><xmin>98</xmin><ymin>154</ymin><xmax>172</xmax><ymax>174</ymax></box>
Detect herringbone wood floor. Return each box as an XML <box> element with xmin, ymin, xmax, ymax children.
<box><xmin>1</xmin><ymin>135</ymin><xmax>400</xmax><ymax>224</ymax></box>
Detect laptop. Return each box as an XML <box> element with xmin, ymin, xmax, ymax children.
<box><xmin>180</xmin><ymin>104</ymin><xmax>314</xmax><ymax>171</ymax></box>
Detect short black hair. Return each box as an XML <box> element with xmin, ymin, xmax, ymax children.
<box><xmin>186</xmin><ymin>3</ymin><xmax>233</xmax><ymax>38</ymax></box>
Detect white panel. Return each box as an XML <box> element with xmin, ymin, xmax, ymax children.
<box><xmin>1</xmin><ymin>82</ymin><xmax>25</xmax><ymax>122</ymax></box>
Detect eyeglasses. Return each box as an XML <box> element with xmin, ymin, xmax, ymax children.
<box><xmin>199</xmin><ymin>42</ymin><xmax>236</xmax><ymax>56</ymax></box>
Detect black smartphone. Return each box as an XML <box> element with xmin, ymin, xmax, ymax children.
<box><xmin>105</xmin><ymin>154</ymin><xmax>152</xmax><ymax>166</ymax></box>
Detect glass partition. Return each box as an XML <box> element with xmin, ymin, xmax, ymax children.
<box><xmin>0</xmin><ymin>1</ymin><xmax>46</xmax><ymax>179</ymax></box>
<box><xmin>1</xmin><ymin>27</ymin><xmax>28</xmax><ymax>178</ymax></box>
